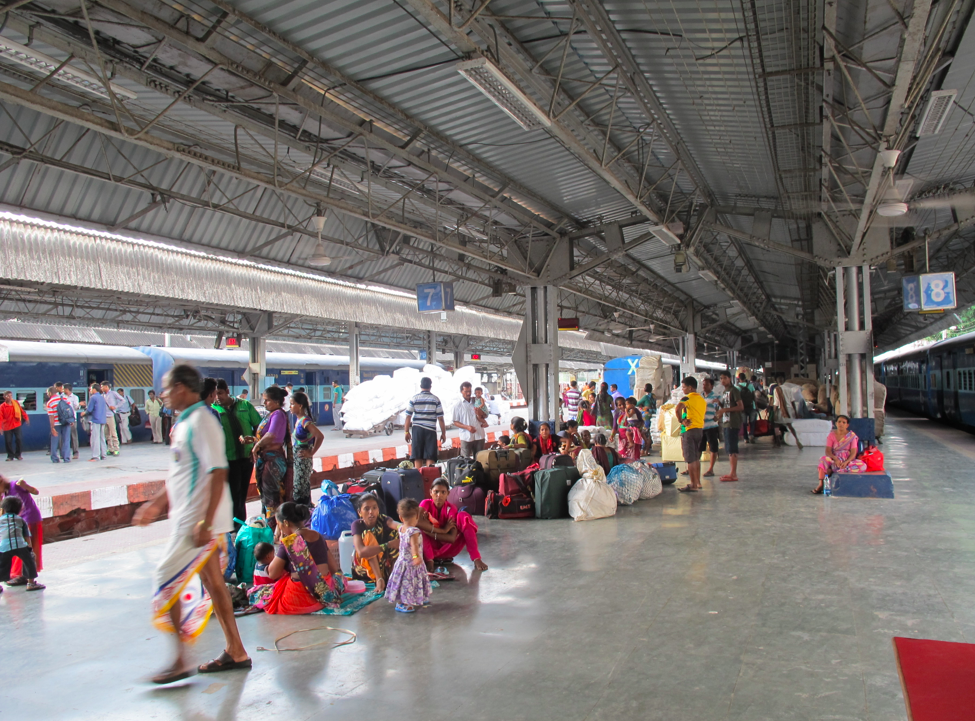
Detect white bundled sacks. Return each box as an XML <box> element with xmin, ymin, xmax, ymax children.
<box><xmin>606</xmin><ymin>464</ymin><xmax>642</xmax><ymax>505</ymax></box>
<box><xmin>631</xmin><ymin>461</ymin><xmax>662</xmax><ymax>500</ymax></box>
<box><xmin>569</xmin><ymin>449</ymin><xmax>617</xmax><ymax>521</ymax></box>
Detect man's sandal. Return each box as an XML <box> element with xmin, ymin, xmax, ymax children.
<box><xmin>199</xmin><ymin>652</ymin><xmax>252</xmax><ymax>673</ymax></box>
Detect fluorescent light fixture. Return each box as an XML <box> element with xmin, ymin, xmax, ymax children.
<box><xmin>916</xmin><ymin>89</ymin><xmax>956</xmax><ymax>136</ymax></box>
<box><xmin>456</xmin><ymin>55</ymin><xmax>551</xmax><ymax>131</ymax></box>
<box><xmin>0</xmin><ymin>36</ymin><xmax>137</xmax><ymax>100</ymax></box>
<box><xmin>651</xmin><ymin>226</ymin><xmax>681</xmax><ymax>246</ymax></box>
<box><xmin>698</xmin><ymin>269</ymin><xmax>717</xmax><ymax>282</ymax></box>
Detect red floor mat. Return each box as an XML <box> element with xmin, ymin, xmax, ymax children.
<box><xmin>893</xmin><ymin>636</ymin><xmax>975</xmax><ymax>720</ymax></box>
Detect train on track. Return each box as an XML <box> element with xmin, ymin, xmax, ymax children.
<box><xmin>0</xmin><ymin>340</ymin><xmax>425</xmax><ymax>451</ymax></box>
<box><xmin>877</xmin><ymin>330</ymin><xmax>975</xmax><ymax>429</ymax></box>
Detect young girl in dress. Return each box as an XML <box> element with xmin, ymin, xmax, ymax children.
<box><xmin>384</xmin><ymin>498</ymin><xmax>432</xmax><ymax>613</ymax></box>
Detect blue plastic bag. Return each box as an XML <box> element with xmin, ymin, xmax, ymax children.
<box><xmin>310</xmin><ymin>493</ymin><xmax>358</xmax><ymax>540</ymax></box>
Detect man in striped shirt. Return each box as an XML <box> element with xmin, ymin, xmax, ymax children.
<box><xmin>699</xmin><ymin>377</ymin><xmax>721</xmax><ymax>478</ymax></box>
<box><xmin>45</xmin><ymin>385</ymin><xmax>70</xmax><ymax>464</ymax></box>
<box><xmin>563</xmin><ymin>380</ymin><xmax>582</xmax><ymax>422</ymax></box>
<box><xmin>404</xmin><ymin>377</ymin><xmax>446</xmax><ymax>467</ymax></box>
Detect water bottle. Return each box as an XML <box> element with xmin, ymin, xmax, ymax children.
<box><xmin>823</xmin><ymin>475</ymin><xmax>832</xmax><ymax>497</ymax></box>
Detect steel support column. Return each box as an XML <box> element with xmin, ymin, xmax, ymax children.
<box><xmin>349</xmin><ymin>322</ymin><xmax>361</xmax><ymax>388</ymax></box>
<box><xmin>512</xmin><ymin>286</ymin><xmax>559</xmax><ymax>422</ymax></box>
<box><xmin>243</xmin><ymin>312</ymin><xmax>271</xmax><ymax>401</ymax></box>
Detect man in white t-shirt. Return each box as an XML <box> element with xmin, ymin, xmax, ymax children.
<box><xmin>452</xmin><ymin>381</ymin><xmax>486</xmax><ymax>457</ymax></box>
<box><xmin>133</xmin><ymin>364</ymin><xmax>249</xmax><ymax>685</ymax></box>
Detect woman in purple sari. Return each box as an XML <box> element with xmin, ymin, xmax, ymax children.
<box><xmin>812</xmin><ymin>415</ymin><xmax>867</xmax><ymax>494</ymax></box>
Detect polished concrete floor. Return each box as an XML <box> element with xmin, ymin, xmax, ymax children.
<box><xmin>4</xmin><ymin>412</ymin><xmax>974</xmax><ymax>721</ymax></box>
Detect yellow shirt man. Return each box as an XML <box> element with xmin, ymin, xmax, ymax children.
<box><xmin>676</xmin><ymin>392</ymin><xmax>706</xmax><ymax>430</ymax></box>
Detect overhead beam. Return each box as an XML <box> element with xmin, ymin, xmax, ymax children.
<box><xmin>845</xmin><ymin>0</ymin><xmax>934</xmax><ymax>256</ymax></box>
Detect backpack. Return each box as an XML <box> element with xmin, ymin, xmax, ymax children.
<box><xmin>738</xmin><ymin>384</ymin><xmax>755</xmax><ymax>412</ymax></box>
<box><xmin>56</xmin><ymin>398</ymin><xmax>75</xmax><ymax>425</ymax></box>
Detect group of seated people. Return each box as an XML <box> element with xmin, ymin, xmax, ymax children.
<box><xmin>498</xmin><ymin>412</ymin><xmax>638</xmax><ymax>471</ymax></box>
<box><xmin>245</xmin><ymin>478</ymin><xmax>489</xmax><ymax>616</ymax></box>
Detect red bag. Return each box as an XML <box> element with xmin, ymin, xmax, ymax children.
<box><xmin>753</xmin><ymin>418</ymin><xmax>770</xmax><ymax>435</ymax></box>
<box><xmin>499</xmin><ymin>464</ymin><xmax>538</xmax><ymax>496</ymax></box>
<box><xmin>484</xmin><ymin>490</ymin><xmax>535</xmax><ymax>519</ymax></box>
<box><xmin>419</xmin><ymin>465</ymin><xmax>440</xmax><ymax>498</ymax></box>
<box><xmin>860</xmin><ymin>445</ymin><xmax>884</xmax><ymax>472</ymax></box>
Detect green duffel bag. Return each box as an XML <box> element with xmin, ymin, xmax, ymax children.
<box><xmin>534</xmin><ymin>466</ymin><xmax>581</xmax><ymax>519</ymax></box>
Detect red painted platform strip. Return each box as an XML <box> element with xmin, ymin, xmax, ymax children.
<box><xmin>894</xmin><ymin>636</ymin><xmax>975</xmax><ymax>721</ymax></box>
<box><xmin>320</xmin><ymin>456</ymin><xmax>338</xmax><ymax>472</ymax></box>
<box><xmin>451</xmin><ymin>437</ymin><xmax>461</xmax><ymax>449</ymax></box>
<box><xmin>352</xmin><ymin>450</ymin><xmax>370</xmax><ymax>466</ymax></box>
<box><xmin>382</xmin><ymin>447</ymin><xmax>397</xmax><ymax>462</ymax></box>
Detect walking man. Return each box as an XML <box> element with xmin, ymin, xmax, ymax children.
<box><xmin>717</xmin><ymin>370</ymin><xmax>744</xmax><ymax>482</ymax></box>
<box><xmin>563</xmin><ymin>380</ymin><xmax>582</xmax><ymax>422</ymax></box>
<box><xmin>86</xmin><ymin>383</ymin><xmax>108</xmax><ymax>461</ymax></box>
<box><xmin>404</xmin><ymin>377</ymin><xmax>446</xmax><ymax>467</ymax></box>
<box><xmin>101</xmin><ymin>382</ymin><xmax>122</xmax><ymax>456</ymax></box>
<box><xmin>145</xmin><ymin>390</ymin><xmax>163</xmax><ymax>443</ymax></box>
<box><xmin>132</xmin><ymin>364</ymin><xmax>250</xmax><ymax>684</ymax></box>
<box><xmin>452</xmin><ymin>381</ymin><xmax>486</xmax><ymax>457</ymax></box>
<box><xmin>675</xmin><ymin>377</ymin><xmax>706</xmax><ymax>492</ymax></box>
<box><xmin>213</xmin><ymin>379</ymin><xmax>262</xmax><ymax>531</ymax></box>
<box><xmin>0</xmin><ymin>391</ymin><xmax>28</xmax><ymax>461</ymax></box>
<box><xmin>331</xmin><ymin>380</ymin><xmax>344</xmax><ymax>430</ymax></box>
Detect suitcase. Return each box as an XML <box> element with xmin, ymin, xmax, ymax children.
<box><xmin>499</xmin><ymin>464</ymin><xmax>537</xmax><ymax>497</ymax></box>
<box><xmin>419</xmin><ymin>465</ymin><xmax>441</xmax><ymax>498</ymax></box>
<box><xmin>650</xmin><ymin>462</ymin><xmax>678</xmax><ymax>484</ymax></box>
<box><xmin>362</xmin><ymin>469</ymin><xmax>388</xmax><ymax>487</ymax></box>
<box><xmin>511</xmin><ymin>446</ymin><xmax>534</xmax><ymax>470</ymax></box>
<box><xmin>538</xmin><ymin>453</ymin><xmax>574</xmax><ymax>470</ymax></box>
<box><xmin>476</xmin><ymin>449</ymin><xmax>518</xmax><ymax>491</ymax></box>
<box><xmin>442</xmin><ymin>457</ymin><xmax>484</xmax><ymax>487</ymax></box>
<box><xmin>534</xmin><ymin>466</ymin><xmax>581</xmax><ymax>519</ymax></box>
<box><xmin>529</xmin><ymin>419</ymin><xmax>558</xmax><ymax>438</ymax></box>
<box><xmin>448</xmin><ymin>483</ymin><xmax>486</xmax><ymax>516</ymax></box>
<box><xmin>380</xmin><ymin>468</ymin><xmax>425</xmax><ymax>520</ymax></box>
<box><xmin>485</xmin><ymin>491</ymin><xmax>535</xmax><ymax>519</ymax></box>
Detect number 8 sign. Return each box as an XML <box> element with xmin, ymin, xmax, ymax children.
<box><xmin>920</xmin><ymin>272</ymin><xmax>957</xmax><ymax>311</ymax></box>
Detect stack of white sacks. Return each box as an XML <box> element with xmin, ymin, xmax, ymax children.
<box><xmin>341</xmin><ymin>364</ymin><xmax>503</xmax><ymax>433</ymax></box>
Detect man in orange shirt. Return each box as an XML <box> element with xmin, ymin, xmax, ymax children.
<box><xmin>0</xmin><ymin>391</ymin><xmax>29</xmax><ymax>461</ymax></box>
<box><xmin>675</xmin><ymin>377</ymin><xmax>706</xmax><ymax>492</ymax></box>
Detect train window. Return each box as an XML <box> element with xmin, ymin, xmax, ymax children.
<box><xmin>17</xmin><ymin>392</ymin><xmax>36</xmax><ymax>411</ymax></box>
<box><xmin>947</xmin><ymin>371</ymin><xmax>952</xmax><ymax>389</ymax></box>
<box><xmin>75</xmin><ymin>390</ymin><xmax>87</xmax><ymax>404</ymax></box>
<box><xmin>130</xmin><ymin>389</ymin><xmax>145</xmax><ymax>405</ymax></box>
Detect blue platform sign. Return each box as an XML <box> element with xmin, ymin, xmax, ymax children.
<box><xmin>415</xmin><ymin>282</ymin><xmax>455</xmax><ymax>313</ymax></box>
<box><xmin>902</xmin><ymin>276</ymin><xmax>921</xmax><ymax>311</ymax></box>
<box><xmin>920</xmin><ymin>272</ymin><xmax>957</xmax><ymax>311</ymax></box>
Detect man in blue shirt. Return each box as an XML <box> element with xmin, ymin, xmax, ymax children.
<box><xmin>86</xmin><ymin>383</ymin><xmax>108</xmax><ymax>461</ymax></box>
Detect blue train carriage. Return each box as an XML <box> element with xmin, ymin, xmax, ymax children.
<box><xmin>0</xmin><ymin>340</ymin><xmax>154</xmax><ymax>452</ymax></box>
<box><xmin>878</xmin><ymin>330</ymin><xmax>975</xmax><ymax>429</ymax></box>
<box><xmin>135</xmin><ymin>347</ymin><xmax>426</xmax><ymax>425</ymax></box>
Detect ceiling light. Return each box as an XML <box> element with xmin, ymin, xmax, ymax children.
<box><xmin>877</xmin><ymin>202</ymin><xmax>908</xmax><ymax>217</ymax></box>
<box><xmin>651</xmin><ymin>226</ymin><xmax>681</xmax><ymax>247</ymax></box>
<box><xmin>0</xmin><ymin>37</ymin><xmax>137</xmax><ymax>100</ymax></box>
<box><xmin>879</xmin><ymin>148</ymin><xmax>901</xmax><ymax>169</ymax></box>
<box><xmin>456</xmin><ymin>55</ymin><xmax>551</xmax><ymax>131</ymax></box>
<box><xmin>916</xmin><ymin>89</ymin><xmax>957</xmax><ymax>136</ymax></box>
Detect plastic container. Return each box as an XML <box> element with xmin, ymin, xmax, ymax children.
<box><xmin>338</xmin><ymin>530</ymin><xmax>356</xmax><ymax>577</ymax></box>
<box><xmin>344</xmin><ymin>579</ymin><xmax>366</xmax><ymax>594</ymax></box>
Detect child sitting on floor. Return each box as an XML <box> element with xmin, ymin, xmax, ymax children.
<box><xmin>0</xmin><ymin>496</ymin><xmax>44</xmax><ymax>592</ymax></box>
<box><xmin>252</xmin><ymin>542</ymin><xmax>275</xmax><ymax>586</ymax></box>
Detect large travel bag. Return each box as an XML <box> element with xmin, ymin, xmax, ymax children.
<box><xmin>448</xmin><ymin>483</ymin><xmax>487</xmax><ymax>516</ymax></box>
<box><xmin>380</xmin><ymin>468</ymin><xmax>425</xmax><ymax>520</ymax></box>
<box><xmin>538</xmin><ymin>453</ymin><xmax>575</xmax><ymax>470</ymax></box>
<box><xmin>419</xmin><ymin>465</ymin><xmax>440</xmax><ymax>498</ymax></box>
<box><xmin>650</xmin><ymin>462</ymin><xmax>678</xmax><ymax>484</ymax></box>
<box><xmin>476</xmin><ymin>449</ymin><xmax>518</xmax><ymax>491</ymax></box>
<box><xmin>485</xmin><ymin>491</ymin><xmax>535</xmax><ymax>519</ymax></box>
<box><xmin>442</xmin><ymin>457</ymin><xmax>485</xmax><ymax>488</ymax></box>
<box><xmin>534</xmin><ymin>466</ymin><xmax>581</xmax><ymax>519</ymax></box>
<box><xmin>510</xmin><ymin>446</ymin><xmax>535</xmax><ymax>470</ymax></box>
<box><xmin>361</xmin><ymin>468</ymin><xmax>388</xmax><ymax>487</ymax></box>
<box><xmin>499</xmin><ymin>464</ymin><xmax>537</xmax><ymax>497</ymax></box>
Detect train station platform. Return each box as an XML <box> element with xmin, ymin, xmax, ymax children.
<box><xmin>5</xmin><ymin>410</ymin><xmax>974</xmax><ymax>720</ymax></box>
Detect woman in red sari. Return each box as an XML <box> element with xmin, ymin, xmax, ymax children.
<box><xmin>251</xmin><ymin>502</ymin><xmax>343</xmax><ymax>614</ymax></box>
<box><xmin>533</xmin><ymin>422</ymin><xmax>556</xmax><ymax>460</ymax></box>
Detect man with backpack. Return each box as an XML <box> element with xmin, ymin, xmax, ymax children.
<box><xmin>46</xmin><ymin>385</ymin><xmax>74</xmax><ymax>463</ymax></box>
<box><xmin>737</xmin><ymin>373</ymin><xmax>756</xmax><ymax>444</ymax></box>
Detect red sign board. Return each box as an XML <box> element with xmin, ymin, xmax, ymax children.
<box><xmin>558</xmin><ymin>317</ymin><xmax>580</xmax><ymax>331</ymax></box>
